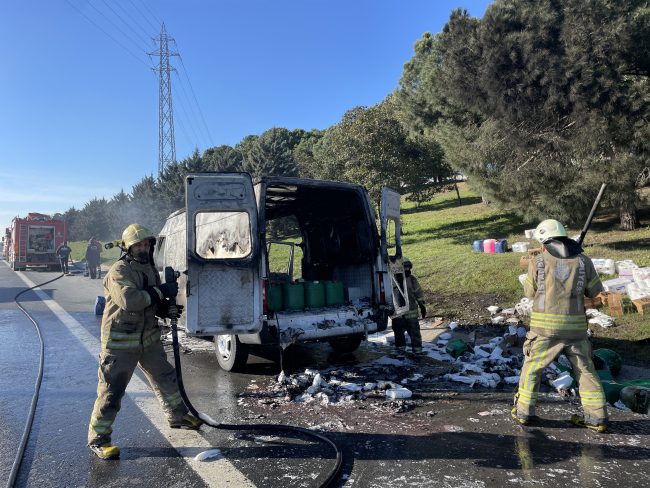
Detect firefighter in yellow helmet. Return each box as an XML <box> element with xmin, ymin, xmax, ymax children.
<box><xmin>87</xmin><ymin>224</ymin><xmax>202</xmax><ymax>460</ymax></box>
<box><xmin>512</xmin><ymin>219</ymin><xmax>607</xmax><ymax>432</ymax></box>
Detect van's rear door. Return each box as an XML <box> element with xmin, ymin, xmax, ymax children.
<box><xmin>185</xmin><ymin>173</ymin><xmax>262</xmax><ymax>335</ymax></box>
<box><xmin>380</xmin><ymin>187</ymin><xmax>409</xmax><ymax>316</ymax></box>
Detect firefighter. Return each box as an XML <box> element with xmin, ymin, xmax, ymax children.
<box><xmin>56</xmin><ymin>241</ymin><xmax>72</xmax><ymax>274</ymax></box>
<box><xmin>85</xmin><ymin>237</ymin><xmax>102</xmax><ymax>279</ymax></box>
<box><xmin>87</xmin><ymin>224</ymin><xmax>202</xmax><ymax>460</ymax></box>
<box><xmin>512</xmin><ymin>219</ymin><xmax>607</xmax><ymax>432</ymax></box>
<box><xmin>392</xmin><ymin>257</ymin><xmax>427</xmax><ymax>354</ymax></box>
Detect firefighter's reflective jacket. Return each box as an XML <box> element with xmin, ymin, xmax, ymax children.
<box><xmin>524</xmin><ymin>250</ymin><xmax>604</xmax><ymax>339</ymax></box>
<box><xmin>100</xmin><ymin>259</ymin><xmax>161</xmax><ymax>350</ymax></box>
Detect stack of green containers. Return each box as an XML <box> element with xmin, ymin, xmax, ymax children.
<box><xmin>304</xmin><ymin>281</ymin><xmax>325</xmax><ymax>308</ymax></box>
<box><xmin>283</xmin><ymin>282</ymin><xmax>305</xmax><ymax>311</ymax></box>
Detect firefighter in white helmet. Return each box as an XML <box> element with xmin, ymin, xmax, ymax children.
<box><xmin>513</xmin><ymin>219</ymin><xmax>607</xmax><ymax>431</ymax></box>
<box><xmin>87</xmin><ymin>224</ymin><xmax>202</xmax><ymax>460</ymax></box>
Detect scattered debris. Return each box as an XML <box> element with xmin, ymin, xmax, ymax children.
<box><xmin>194</xmin><ymin>449</ymin><xmax>223</xmax><ymax>462</ymax></box>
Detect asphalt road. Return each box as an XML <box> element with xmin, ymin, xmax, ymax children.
<box><xmin>1</xmin><ymin>259</ymin><xmax>649</xmax><ymax>487</ymax></box>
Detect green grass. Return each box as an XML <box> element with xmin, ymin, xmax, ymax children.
<box><xmin>68</xmin><ymin>240</ymin><xmax>121</xmax><ymax>266</ymax></box>
<box><xmin>401</xmin><ymin>183</ymin><xmax>650</xmax><ymax>364</ymax></box>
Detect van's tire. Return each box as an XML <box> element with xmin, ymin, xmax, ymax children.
<box><xmin>329</xmin><ymin>335</ymin><xmax>363</xmax><ymax>354</ymax></box>
<box><xmin>215</xmin><ymin>335</ymin><xmax>249</xmax><ymax>371</ymax></box>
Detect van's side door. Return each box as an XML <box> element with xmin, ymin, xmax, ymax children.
<box><xmin>184</xmin><ymin>173</ymin><xmax>262</xmax><ymax>335</ymax></box>
<box><xmin>380</xmin><ymin>187</ymin><xmax>409</xmax><ymax>316</ymax></box>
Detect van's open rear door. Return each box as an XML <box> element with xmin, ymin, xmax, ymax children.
<box><xmin>185</xmin><ymin>173</ymin><xmax>262</xmax><ymax>335</ymax></box>
<box><xmin>380</xmin><ymin>187</ymin><xmax>409</xmax><ymax>316</ymax></box>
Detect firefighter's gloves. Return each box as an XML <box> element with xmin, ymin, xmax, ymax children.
<box><xmin>156</xmin><ymin>301</ymin><xmax>184</xmax><ymax>319</ymax></box>
<box><xmin>419</xmin><ymin>303</ymin><xmax>427</xmax><ymax>319</ymax></box>
<box><xmin>146</xmin><ymin>282</ymin><xmax>178</xmax><ymax>304</ymax></box>
<box><xmin>159</xmin><ymin>282</ymin><xmax>179</xmax><ymax>298</ymax></box>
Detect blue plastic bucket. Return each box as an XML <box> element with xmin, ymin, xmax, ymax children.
<box><xmin>95</xmin><ymin>296</ymin><xmax>106</xmax><ymax>315</ymax></box>
<box><xmin>495</xmin><ymin>239</ymin><xmax>508</xmax><ymax>253</ymax></box>
<box><xmin>472</xmin><ymin>240</ymin><xmax>484</xmax><ymax>252</ymax></box>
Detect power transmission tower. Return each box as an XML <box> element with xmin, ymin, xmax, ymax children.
<box><xmin>149</xmin><ymin>23</ymin><xmax>178</xmax><ymax>175</ymax></box>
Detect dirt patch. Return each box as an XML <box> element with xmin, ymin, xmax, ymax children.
<box><xmin>426</xmin><ymin>291</ymin><xmax>510</xmax><ymax>324</ymax></box>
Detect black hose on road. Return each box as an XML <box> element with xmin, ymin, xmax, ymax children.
<box><xmin>169</xmin><ymin>319</ymin><xmax>344</xmax><ymax>488</ymax></box>
<box><xmin>7</xmin><ymin>272</ymin><xmax>65</xmax><ymax>488</ymax></box>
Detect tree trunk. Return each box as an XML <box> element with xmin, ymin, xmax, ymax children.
<box><xmin>481</xmin><ymin>194</ymin><xmax>490</xmax><ymax>205</ymax></box>
<box><xmin>454</xmin><ymin>182</ymin><xmax>463</xmax><ymax>206</ymax></box>
<box><xmin>619</xmin><ymin>198</ymin><xmax>640</xmax><ymax>231</ymax></box>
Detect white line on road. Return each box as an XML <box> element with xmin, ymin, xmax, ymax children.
<box><xmin>9</xmin><ymin>265</ymin><xmax>254</xmax><ymax>487</ymax></box>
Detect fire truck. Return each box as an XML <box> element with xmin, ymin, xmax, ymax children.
<box><xmin>4</xmin><ymin>213</ymin><xmax>67</xmax><ymax>271</ymax></box>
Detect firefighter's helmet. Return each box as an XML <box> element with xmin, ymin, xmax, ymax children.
<box><xmin>121</xmin><ymin>224</ymin><xmax>155</xmax><ymax>250</ymax></box>
<box><xmin>534</xmin><ymin>219</ymin><xmax>567</xmax><ymax>243</ymax></box>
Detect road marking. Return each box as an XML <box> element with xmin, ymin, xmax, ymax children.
<box><xmin>10</xmin><ymin>266</ymin><xmax>254</xmax><ymax>487</ymax></box>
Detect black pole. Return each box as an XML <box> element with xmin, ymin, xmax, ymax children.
<box><xmin>577</xmin><ymin>183</ymin><xmax>607</xmax><ymax>246</ymax></box>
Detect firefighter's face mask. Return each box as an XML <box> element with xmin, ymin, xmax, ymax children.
<box><xmin>130</xmin><ymin>239</ymin><xmax>151</xmax><ymax>264</ymax></box>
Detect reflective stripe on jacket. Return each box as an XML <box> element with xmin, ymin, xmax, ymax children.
<box><xmin>100</xmin><ymin>259</ymin><xmax>161</xmax><ymax>350</ymax></box>
<box><xmin>403</xmin><ymin>274</ymin><xmax>425</xmax><ymax>319</ymax></box>
<box><xmin>524</xmin><ymin>250</ymin><xmax>604</xmax><ymax>339</ymax></box>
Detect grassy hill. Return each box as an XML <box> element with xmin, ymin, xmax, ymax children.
<box><xmin>401</xmin><ymin>183</ymin><xmax>650</xmax><ymax>363</ymax></box>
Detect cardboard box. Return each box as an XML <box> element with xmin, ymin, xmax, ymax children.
<box><xmin>584</xmin><ymin>295</ymin><xmax>603</xmax><ymax>309</ymax></box>
<box><xmin>632</xmin><ymin>298</ymin><xmax>650</xmax><ymax>315</ymax></box>
<box><xmin>528</xmin><ymin>248</ymin><xmax>542</xmax><ymax>256</ymax></box>
<box><xmin>608</xmin><ymin>292</ymin><xmax>624</xmax><ymax>317</ymax></box>
<box><xmin>519</xmin><ymin>255</ymin><xmax>531</xmax><ymax>270</ymax></box>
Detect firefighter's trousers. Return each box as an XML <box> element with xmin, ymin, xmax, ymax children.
<box><xmin>514</xmin><ymin>331</ymin><xmax>607</xmax><ymax>422</ymax></box>
<box><xmin>392</xmin><ymin>316</ymin><xmax>422</xmax><ymax>350</ymax></box>
<box><xmin>88</xmin><ymin>339</ymin><xmax>186</xmax><ymax>446</ymax></box>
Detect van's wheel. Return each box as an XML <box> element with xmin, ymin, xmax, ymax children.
<box><xmin>329</xmin><ymin>335</ymin><xmax>363</xmax><ymax>353</ymax></box>
<box><xmin>215</xmin><ymin>335</ymin><xmax>249</xmax><ymax>371</ymax></box>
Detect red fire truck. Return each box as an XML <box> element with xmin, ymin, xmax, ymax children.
<box><xmin>4</xmin><ymin>213</ymin><xmax>67</xmax><ymax>271</ymax></box>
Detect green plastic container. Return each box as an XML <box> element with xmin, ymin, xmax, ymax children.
<box><xmin>324</xmin><ymin>281</ymin><xmax>344</xmax><ymax>306</ymax></box>
<box><xmin>304</xmin><ymin>281</ymin><xmax>325</xmax><ymax>308</ymax></box>
<box><xmin>445</xmin><ymin>339</ymin><xmax>470</xmax><ymax>358</ymax></box>
<box><xmin>267</xmin><ymin>284</ymin><xmax>283</xmax><ymax>312</ymax></box>
<box><xmin>283</xmin><ymin>282</ymin><xmax>305</xmax><ymax>311</ymax></box>
<box><xmin>593</xmin><ymin>348</ymin><xmax>623</xmax><ymax>376</ymax></box>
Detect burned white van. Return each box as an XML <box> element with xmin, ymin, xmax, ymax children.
<box><xmin>155</xmin><ymin>173</ymin><xmax>409</xmax><ymax>371</ymax></box>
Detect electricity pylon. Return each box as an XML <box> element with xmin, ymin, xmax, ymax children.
<box><xmin>149</xmin><ymin>23</ymin><xmax>178</xmax><ymax>176</ymax></box>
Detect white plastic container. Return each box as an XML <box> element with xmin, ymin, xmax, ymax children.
<box><xmin>551</xmin><ymin>372</ymin><xmax>573</xmax><ymax>391</ymax></box>
<box><xmin>512</xmin><ymin>242</ymin><xmax>529</xmax><ymax>253</ymax></box>
<box><xmin>632</xmin><ymin>267</ymin><xmax>650</xmax><ymax>285</ymax></box>
<box><xmin>524</xmin><ymin>229</ymin><xmax>536</xmax><ymax>239</ymax></box>
<box><xmin>616</xmin><ymin>260</ymin><xmax>639</xmax><ymax>277</ymax></box>
<box><xmin>602</xmin><ymin>277</ymin><xmax>633</xmax><ymax>294</ymax></box>
<box><xmin>386</xmin><ymin>387</ymin><xmax>412</xmax><ymax>400</ymax></box>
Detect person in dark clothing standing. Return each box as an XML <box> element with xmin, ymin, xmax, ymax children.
<box><xmin>86</xmin><ymin>237</ymin><xmax>102</xmax><ymax>279</ymax></box>
<box><xmin>56</xmin><ymin>241</ymin><xmax>72</xmax><ymax>274</ymax></box>
<box><xmin>391</xmin><ymin>257</ymin><xmax>427</xmax><ymax>354</ymax></box>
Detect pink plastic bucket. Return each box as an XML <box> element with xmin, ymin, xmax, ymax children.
<box><xmin>483</xmin><ymin>239</ymin><xmax>496</xmax><ymax>253</ymax></box>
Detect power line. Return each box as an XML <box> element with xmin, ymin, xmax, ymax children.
<box><xmin>172</xmin><ymin>80</ymin><xmax>202</xmax><ymax>149</ymax></box>
<box><xmin>112</xmin><ymin>0</ymin><xmax>155</xmax><ymax>44</ymax></box>
<box><xmin>126</xmin><ymin>0</ymin><xmax>159</xmax><ymax>33</ymax></box>
<box><xmin>139</xmin><ymin>0</ymin><xmax>163</xmax><ymax>28</ymax></box>
<box><xmin>85</xmin><ymin>0</ymin><xmax>151</xmax><ymax>57</ymax></box>
<box><xmin>99</xmin><ymin>0</ymin><xmax>152</xmax><ymax>50</ymax></box>
<box><xmin>178</xmin><ymin>56</ymin><xmax>214</xmax><ymax>147</ymax></box>
<box><xmin>173</xmin><ymin>70</ymin><xmax>208</xmax><ymax>148</ymax></box>
<box><xmin>65</xmin><ymin>0</ymin><xmax>152</xmax><ymax>68</ymax></box>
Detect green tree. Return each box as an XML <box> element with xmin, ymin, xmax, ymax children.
<box><xmin>242</xmin><ymin>127</ymin><xmax>299</xmax><ymax>178</ymax></box>
<box><xmin>203</xmin><ymin>145</ymin><xmax>244</xmax><ymax>172</ymax></box>
<box><xmin>397</xmin><ymin>1</ymin><xmax>650</xmax><ymax>229</ymax></box>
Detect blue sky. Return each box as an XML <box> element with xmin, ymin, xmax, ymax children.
<box><xmin>0</xmin><ymin>0</ymin><xmax>491</xmax><ymax>228</ymax></box>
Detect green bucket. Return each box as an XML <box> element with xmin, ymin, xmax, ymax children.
<box><xmin>445</xmin><ymin>339</ymin><xmax>470</xmax><ymax>358</ymax></box>
<box><xmin>283</xmin><ymin>282</ymin><xmax>305</xmax><ymax>311</ymax></box>
<box><xmin>267</xmin><ymin>283</ymin><xmax>283</xmax><ymax>312</ymax></box>
<box><xmin>304</xmin><ymin>281</ymin><xmax>325</xmax><ymax>308</ymax></box>
<box><xmin>324</xmin><ymin>281</ymin><xmax>344</xmax><ymax>306</ymax></box>
<box><xmin>593</xmin><ymin>348</ymin><xmax>623</xmax><ymax>376</ymax></box>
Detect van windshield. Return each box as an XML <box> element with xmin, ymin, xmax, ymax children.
<box><xmin>194</xmin><ymin>211</ymin><xmax>252</xmax><ymax>259</ymax></box>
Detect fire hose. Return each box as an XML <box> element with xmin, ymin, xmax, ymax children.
<box><xmin>7</xmin><ymin>272</ymin><xmax>65</xmax><ymax>488</ymax></box>
<box><xmin>165</xmin><ymin>266</ymin><xmax>343</xmax><ymax>487</ymax></box>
